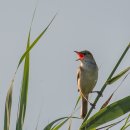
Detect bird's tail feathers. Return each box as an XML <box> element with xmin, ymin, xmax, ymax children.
<box><xmin>81</xmin><ymin>95</ymin><xmax>88</xmax><ymax>119</ymax></box>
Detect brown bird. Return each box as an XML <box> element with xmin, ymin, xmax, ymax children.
<box><xmin>75</xmin><ymin>50</ymin><xmax>98</xmax><ymax>119</ymax></box>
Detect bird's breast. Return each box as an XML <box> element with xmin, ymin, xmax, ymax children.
<box><xmin>78</xmin><ymin>63</ymin><xmax>98</xmax><ymax>94</ymax></box>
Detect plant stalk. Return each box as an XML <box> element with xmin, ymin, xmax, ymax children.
<box><xmin>81</xmin><ymin>43</ymin><xmax>130</xmax><ymax>129</ymax></box>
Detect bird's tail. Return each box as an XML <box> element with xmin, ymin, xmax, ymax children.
<box><xmin>81</xmin><ymin>95</ymin><xmax>88</xmax><ymax>119</ymax></box>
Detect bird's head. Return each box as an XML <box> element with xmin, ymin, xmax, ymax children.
<box><xmin>74</xmin><ymin>50</ymin><xmax>93</xmax><ymax>61</ymax></box>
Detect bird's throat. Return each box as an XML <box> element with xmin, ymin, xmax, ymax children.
<box><xmin>80</xmin><ymin>60</ymin><xmax>97</xmax><ymax>71</ymax></box>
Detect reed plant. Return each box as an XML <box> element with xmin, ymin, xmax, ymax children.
<box><xmin>3</xmin><ymin>7</ymin><xmax>130</xmax><ymax>130</ymax></box>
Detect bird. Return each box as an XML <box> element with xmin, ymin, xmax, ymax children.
<box><xmin>74</xmin><ymin>50</ymin><xmax>98</xmax><ymax>119</ymax></box>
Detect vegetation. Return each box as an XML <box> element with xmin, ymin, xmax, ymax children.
<box><xmin>2</xmin><ymin>7</ymin><xmax>130</xmax><ymax>130</ymax></box>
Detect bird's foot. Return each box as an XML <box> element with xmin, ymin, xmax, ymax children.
<box><xmin>89</xmin><ymin>102</ymin><xmax>96</xmax><ymax>109</ymax></box>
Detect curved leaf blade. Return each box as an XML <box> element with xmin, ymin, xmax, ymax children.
<box><xmin>43</xmin><ymin>117</ymin><xmax>68</xmax><ymax>130</ymax></box>
<box><xmin>52</xmin><ymin>118</ymin><xmax>69</xmax><ymax>130</ymax></box>
<box><xmin>121</xmin><ymin>114</ymin><xmax>130</xmax><ymax>130</ymax></box>
<box><xmin>16</xmin><ymin>32</ymin><xmax>30</xmax><ymax>130</ymax></box>
<box><xmin>74</xmin><ymin>96</ymin><xmax>81</xmax><ymax>110</ymax></box>
<box><xmin>81</xmin><ymin>96</ymin><xmax>130</xmax><ymax>130</ymax></box>
<box><xmin>17</xmin><ymin>15</ymin><xmax>56</xmax><ymax>69</ymax></box>
<box><xmin>4</xmin><ymin>83</ymin><xmax>13</xmax><ymax>130</ymax></box>
<box><xmin>43</xmin><ymin>117</ymin><xmax>80</xmax><ymax>130</ymax></box>
<box><xmin>107</xmin><ymin>67</ymin><xmax>130</xmax><ymax>85</ymax></box>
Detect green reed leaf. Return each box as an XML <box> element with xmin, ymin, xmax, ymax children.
<box><xmin>81</xmin><ymin>96</ymin><xmax>130</xmax><ymax>130</ymax></box>
<box><xmin>4</xmin><ymin>81</ymin><xmax>13</xmax><ymax>130</ymax></box>
<box><xmin>107</xmin><ymin>67</ymin><xmax>130</xmax><ymax>85</ymax></box>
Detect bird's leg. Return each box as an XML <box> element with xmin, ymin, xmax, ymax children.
<box><xmin>88</xmin><ymin>91</ymin><xmax>103</xmax><ymax>109</ymax></box>
<box><xmin>80</xmin><ymin>91</ymin><xmax>96</xmax><ymax>109</ymax></box>
<box><xmin>90</xmin><ymin>91</ymin><xmax>103</xmax><ymax>97</ymax></box>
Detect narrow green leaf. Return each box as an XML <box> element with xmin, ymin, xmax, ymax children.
<box><xmin>43</xmin><ymin>117</ymin><xmax>79</xmax><ymax>130</ymax></box>
<box><xmin>4</xmin><ymin>81</ymin><xmax>13</xmax><ymax>130</ymax></box>
<box><xmin>52</xmin><ymin>118</ymin><xmax>69</xmax><ymax>130</ymax></box>
<box><xmin>43</xmin><ymin>117</ymin><xmax>68</xmax><ymax>130</ymax></box>
<box><xmin>66</xmin><ymin>96</ymin><xmax>81</xmax><ymax>130</ymax></box>
<box><xmin>81</xmin><ymin>96</ymin><xmax>130</xmax><ymax>130</ymax></box>
<box><xmin>107</xmin><ymin>67</ymin><xmax>130</xmax><ymax>85</ymax></box>
<box><xmin>16</xmin><ymin>32</ymin><xmax>30</xmax><ymax>130</ymax></box>
<box><xmin>17</xmin><ymin>14</ymin><xmax>56</xmax><ymax>68</ymax></box>
<box><xmin>74</xmin><ymin>96</ymin><xmax>81</xmax><ymax>110</ymax></box>
<box><xmin>121</xmin><ymin>114</ymin><xmax>130</xmax><ymax>130</ymax></box>
<box><xmin>96</xmin><ymin>118</ymin><xmax>125</xmax><ymax>130</ymax></box>
<box><xmin>123</xmin><ymin>124</ymin><xmax>130</xmax><ymax>130</ymax></box>
<box><xmin>4</xmin><ymin>6</ymin><xmax>35</xmax><ymax>130</ymax></box>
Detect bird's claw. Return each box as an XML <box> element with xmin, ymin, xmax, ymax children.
<box><xmin>90</xmin><ymin>103</ymin><xmax>96</xmax><ymax>109</ymax></box>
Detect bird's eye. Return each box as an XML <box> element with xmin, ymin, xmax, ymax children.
<box><xmin>87</xmin><ymin>52</ymin><xmax>91</xmax><ymax>55</ymax></box>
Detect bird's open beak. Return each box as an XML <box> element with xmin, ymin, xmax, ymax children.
<box><xmin>74</xmin><ymin>51</ymin><xmax>84</xmax><ymax>61</ymax></box>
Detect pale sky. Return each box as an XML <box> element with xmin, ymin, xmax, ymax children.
<box><xmin>0</xmin><ymin>0</ymin><xmax>130</xmax><ymax>130</ymax></box>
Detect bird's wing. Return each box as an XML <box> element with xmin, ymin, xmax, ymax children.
<box><xmin>77</xmin><ymin>68</ymin><xmax>80</xmax><ymax>84</ymax></box>
<box><xmin>77</xmin><ymin>67</ymin><xmax>80</xmax><ymax>92</ymax></box>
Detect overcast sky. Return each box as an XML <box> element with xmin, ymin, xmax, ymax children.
<box><xmin>0</xmin><ymin>0</ymin><xmax>130</xmax><ymax>130</ymax></box>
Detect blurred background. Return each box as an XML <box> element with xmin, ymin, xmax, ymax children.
<box><xmin>0</xmin><ymin>0</ymin><xmax>130</xmax><ymax>129</ymax></box>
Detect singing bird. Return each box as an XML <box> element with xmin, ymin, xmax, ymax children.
<box><xmin>75</xmin><ymin>50</ymin><xmax>98</xmax><ymax>119</ymax></box>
